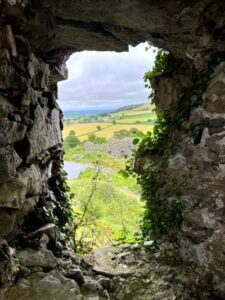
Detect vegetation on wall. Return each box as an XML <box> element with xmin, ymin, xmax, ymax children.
<box><xmin>60</xmin><ymin>51</ymin><xmax>225</xmax><ymax>249</ymax></box>
<box><xmin>123</xmin><ymin>49</ymin><xmax>221</xmax><ymax>240</ymax></box>
<box><xmin>144</xmin><ymin>49</ymin><xmax>168</xmax><ymax>105</ymax></box>
<box><xmin>48</xmin><ymin>162</ymin><xmax>76</xmax><ymax>246</ymax></box>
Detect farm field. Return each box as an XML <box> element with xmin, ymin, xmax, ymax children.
<box><xmin>111</xmin><ymin>104</ymin><xmax>154</xmax><ymax>116</ymax></box>
<box><xmin>63</xmin><ymin>122</ymin><xmax>153</xmax><ymax>140</ymax></box>
<box><xmin>63</xmin><ymin>103</ymin><xmax>156</xmax><ymax>140</ymax></box>
<box><xmin>63</xmin><ymin>103</ymin><xmax>155</xmax><ymax>249</ymax></box>
<box><xmin>112</xmin><ymin>112</ymin><xmax>155</xmax><ymax>124</ymax></box>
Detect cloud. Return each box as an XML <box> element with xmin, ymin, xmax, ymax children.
<box><xmin>58</xmin><ymin>43</ymin><xmax>156</xmax><ymax>111</ymax></box>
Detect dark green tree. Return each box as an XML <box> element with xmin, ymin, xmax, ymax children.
<box><xmin>64</xmin><ymin>130</ymin><xmax>80</xmax><ymax>148</ymax></box>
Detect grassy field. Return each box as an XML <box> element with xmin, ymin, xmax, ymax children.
<box><xmin>111</xmin><ymin>103</ymin><xmax>154</xmax><ymax>116</ymax></box>
<box><xmin>68</xmin><ymin>152</ymin><xmax>143</xmax><ymax>250</ymax></box>
<box><xmin>112</xmin><ymin>113</ymin><xmax>155</xmax><ymax>124</ymax></box>
<box><xmin>65</xmin><ymin>150</ymin><xmax>126</xmax><ymax>170</ymax></box>
<box><xmin>63</xmin><ymin>103</ymin><xmax>155</xmax><ymax>250</ymax></box>
<box><xmin>63</xmin><ymin>123</ymin><xmax>153</xmax><ymax>140</ymax></box>
<box><xmin>63</xmin><ymin>103</ymin><xmax>156</xmax><ymax>140</ymax></box>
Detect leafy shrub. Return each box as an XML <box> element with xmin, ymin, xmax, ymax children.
<box><xmin>124</xmin><ymin>50</ymin><xmax>225</xmax><ymax>240</ymax></box>
<box><xmin>88</xmin><ymin>134</ymin><xmax>107</xmax><ymax>144</ymax></box>
<box><xmin>113</xmin><ymin>128</ymin><xmax>143</xmax><ymax>139</ymax></box>
<box><xmin>64</xmin><ymin>130</ymin><xmax>80</xmax><ymax>148</ymax></box>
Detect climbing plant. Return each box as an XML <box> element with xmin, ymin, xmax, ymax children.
<box><xmin>47</xmin><ymin>163</ymin><xmax>76</xmax><ymax>247</ymax></box>
<box><xmin>123</xmin><ymin>49</ymin><xmax>224</xmax><ymax>240</ymax></box>
<box><xmin>144</xmin><ymin>49</ymin><xmax>168</xmax><ymax>104</ymax></box>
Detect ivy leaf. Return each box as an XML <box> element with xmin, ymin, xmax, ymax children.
<box><xmin>70</xmin><ymin>192</ymin><xmax>75</xmax><ymax>199</ymax></box>
<box><xmin>119</xmin><ymin>170</ymin><xmax>129</xmax><ymax>178</ymax></box>
<box><xmin>133</xmin><ymin>138</ymin><xmax>140</xmax><ymax>145</ymax></box>
<box><xmin>137</xmin><ymin>132</ymin><xmax>146</xmax><ymax>138</ymax></box>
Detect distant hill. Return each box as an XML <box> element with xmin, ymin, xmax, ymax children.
<box><xmin>63</xmin><ymin>108</ymin><xmax>113</xmax><ymax>116</ymax></box>
<box><xmin>63</xmin><ymin>102</ymin><xmax>156</xmax><ymax>140</ymax></box>
<box><xmin>111</xmin><ymin>103</ymin><xmax>153</xmax><ymax>114</ymax></box>
<box><xmin>113</xmin><ymin>103</ymin><xmax>144</xmax><ymax>113</ymax></box>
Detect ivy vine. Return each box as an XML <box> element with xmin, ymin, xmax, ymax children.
<box><xmin>124</xmin><ymin>49</ymin><xmax>225</xmax><ymax>240</ymax></box>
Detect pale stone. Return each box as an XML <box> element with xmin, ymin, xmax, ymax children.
<box><xmin>17</xmin><ymin>249</ymin><xmax>58</xmax><ymax>270</ymax></box>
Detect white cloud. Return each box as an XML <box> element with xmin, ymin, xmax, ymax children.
<box><xmin>58</xmin><ymin>43</ymin><xmax>156</xmax><ymax>111</ymax></box>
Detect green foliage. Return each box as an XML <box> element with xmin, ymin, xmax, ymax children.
<box><xmin>64</xmin><ymin>130</ymin><xmax>80</xmax><ymax>148</ymax></box>
<box><xmin>125</xmin><ymin>50</ymin><xmax>225</xmax><ymax>240</ymax></box>
<box><xmin>144</xmin><ymin>49</ymin><xmax>168</xmax><ymax>79</ymax></box>
<box><xmin>88</xmin><ymin>133</ymin><xmax>107</xmax><ymax>144</ymax></box>
<box><xmin>113</xmin><ymin>128</ymin><xmax>143</xmax><ymax>139</ymax></box>
<box><xmin>88</xmin><ymin>133</ymin><xmax>96</xmax><ymax>142</ymax></box>
<box><xmin>144</xmin><ymin>49</ymin><xmax>168</xmax><ymax>104</ymax></box>
<box><xmin>65</xmin><ymin>149</ymin><xmax>126</xmax><ymax>170</ymax></box>
<box><xmin>137</xmin><ymin>166</ymin><xmax>184</xmax><ymax>238</ymax></box>
<box><xmin>96</xmin><ymin>125</ymin><xmax>101</xmax><ymax>131</ymax></box>
<box><xmin>47</xmin><ymin>164</ymin><xmax>76</xmax><ymax>246</ymax></box>
<box><xmin>69</xmin><ymin>161</ymin><xmax>143</xmax><ymax>251</ymax></box>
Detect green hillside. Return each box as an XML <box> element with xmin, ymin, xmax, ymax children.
<box><xmin>63</xmin><ymin>103</ymin><xmax>155</xmax><ymax>251</ymax></box>
<box><xmin>68</xmin><ymin>153</ymin><xmax>143</xmax><ymax>251</ymax></box>
<box><xmin>63</xmin><ymin>102</ymin><xmax>156</xmax><ymax>139</ymax></box>
<box><xmin>108</xmin><ymin>103</ymin><xmax>155</xmax><ymax>125</ymax></box>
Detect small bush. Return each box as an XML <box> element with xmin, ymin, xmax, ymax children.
<box><xmin>88</xmin><ymin>134</ymin><xmax>107</xmax><ymax>144</ymax></box>
<box><xmin>64</xmin><ymin>130</ymin><xmax>80</xmax><ymax>148</ymax></box>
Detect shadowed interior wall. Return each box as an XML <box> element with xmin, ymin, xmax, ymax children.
<box><xmin>0</xmin><ymin>0</ymin><xmax>225</xmax><ymax>298</ymax></box>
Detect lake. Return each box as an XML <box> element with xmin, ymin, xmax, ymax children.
<box><xmin>64</xmin><ymin>161</ymin><xmax>87</xmax><ymax>179</ymax></box>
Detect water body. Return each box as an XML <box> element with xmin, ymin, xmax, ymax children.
<box><xmin>64</xmin><ymin>161</ymin><xmax>87</xmax><ymax>179</ymax></box>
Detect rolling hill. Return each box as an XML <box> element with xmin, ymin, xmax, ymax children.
<box><xmin>63</xmin><ymin>103</ymin><xmax>155</xmax><ymax>140</ymax></box>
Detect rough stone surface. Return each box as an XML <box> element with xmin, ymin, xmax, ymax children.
<box><xmin>0</xmin><ymin>245</ymin><xmax>199</xmax><ymax>300</ymax></box>
<box><xmin>2</xmin><ymin>271</ymin><xmax>82</xmax><ymax>300</ymax></box>
<box><xmin>84</xmin><ymin>138</ymin><xmax>134</xmax><ymax>157</ymax></box>
<box><xmin>0</xmin><ymin>0</ymin><xmax>224</xmax><ymax>67</ymax></box>
<box><xmin>0</xmin><ymin>1</ymin><xmax>225</xmax><ymax>299</ymax></box>
<box><xmin>17</xmin><ymin>248</ymin><xmax>58</xmax><ymax>270</ymax></box>
<box><xmin>137</xmin><ymin>60</ymin><xmax>225</xmax><ymax>298</ymax></box>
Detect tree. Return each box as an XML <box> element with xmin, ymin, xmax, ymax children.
<box><xmin>88</xmin><ymin>134</ymin><xmax>97</xmax><ymax>142</ymax></box>
<box><xmin>88</xmin><ymin>134</ymin><xmax>107</xmax><ymax>144</ymax></box>
<box><xmin>64</xmin><ymin>130</ymin><xmax>80</xmax><ymax>148</ymax></box>
<box><xmin>97</xmin><ymin>125</ymin><xmax>101</xmax><ymax>131</ymax></box>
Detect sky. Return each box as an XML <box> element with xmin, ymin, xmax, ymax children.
<box><xmin>58</xmin><ymin>43</ymin><xmax>156</xmax><ymax>111</ymax></box>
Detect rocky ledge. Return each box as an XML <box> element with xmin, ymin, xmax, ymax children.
<box><xmin>1</xmin><ymin>242</ymin><xmax>201</xmax><ymax>300</ymax></box>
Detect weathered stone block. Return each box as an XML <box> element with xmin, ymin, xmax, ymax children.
<box><xmin>29</xmin><ymin>54</ymin><xmax>50</xmax><ymax>90</ymax></box>
<box><xmin>0</xmin><ymin>164</ymin><xmax>41</xmax><ymax>209</ymax></box>
<box><xmin>3</xmin><ymin>271</ymin><xmax>81</xmax><ymax>300</ymax></box>
<box><xmin>0</xmin><ymin>119</ymin><xmax>27</xmax><ymax>147</ymax></box>
<box><xmin>50</xmin><ymin>63</ymin><xmax>68</xmax><ymax>84</ymax></box>
<box><xmin>17</xmin><ymin>249</ymin><xmax>58</xmax><ymax>269</ymax></box>
<box><xmin>0</xmin><ymin>147</ymin><xmax>22</xmax><ymax>184</ymax></box>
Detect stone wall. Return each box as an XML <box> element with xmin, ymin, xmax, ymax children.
<box><xmin>0</xmin><ymin>27</ymin><xmax>67</xmax><ymax>248</ymax></box>
<box><xmin>134</xmin><ymin>56</ymin><xmax>225</xmax><ymax>298</ymax></box>
<box><xmin>84</xmin><ymin>138</ymin><xmax>134</xmax><ymax>157</ymax></box>
<box><xmin>0</xmin><ymin>0</ymin><xmax>225</xmax><ymax>299</ymax></box>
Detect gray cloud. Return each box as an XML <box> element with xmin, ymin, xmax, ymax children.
<box><xmin>58</xmin><ymin>43</ymin><xmax>156</xmax><ymax>111</ymax></box>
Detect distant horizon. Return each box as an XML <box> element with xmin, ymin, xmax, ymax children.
<box><xmin>63</xmin><ymin>108</ymin><xmax>114</xmax><ymax>115</ymax></box>
<box><xmin>58</xmin><ymin>43</ymin><xmax>156</xmax><ymax>111</ymax></box>
<box><xmin>62</xmin><ymin>101</ymin><xmax>149</xmax><ymax>114</ymax></box>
